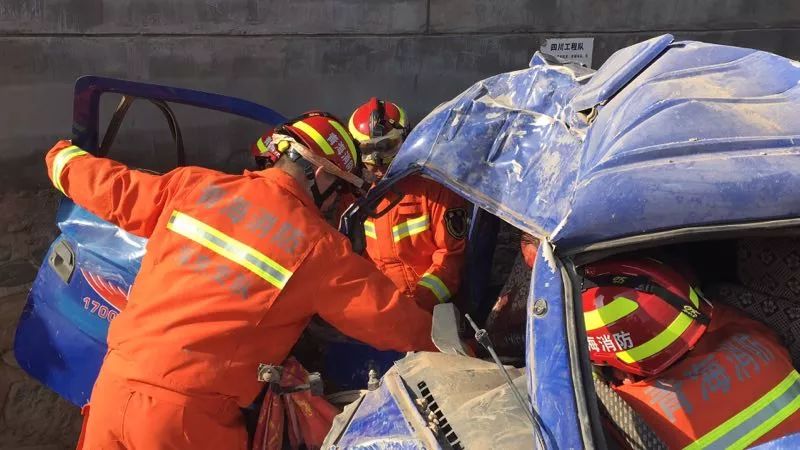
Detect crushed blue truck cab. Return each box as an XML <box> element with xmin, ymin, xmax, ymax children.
<box><xmin>14</xmin><ymin>34</ymin><xmax>800</xmax><ymax>448</ymax></box>
<box><xmin>338</xmin><ymin>34</ymin><xmax>800</xmax><ymax>448</ymax></box>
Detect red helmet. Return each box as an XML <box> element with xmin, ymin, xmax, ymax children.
<box><xmin>251</xmin><ymin>126</ymin><xmax>276</xmax><ymax>169</ymax></box>
<box><xmin>581</xmin><ymin>258</ymin><xmax>712</xmax><ymax>377</ymax></box>
<box><xmin>348</xmin><ymin>97</ymin><xmax>409</xmax><ymax>142</ymax></box>
<box><xmin>251</xmin><ymin>112</ymin><xmax>366</xmax><ymax>207</ymax></box>
<box><xmin>280</xmin><ymin>111</ymin><xmax>359</xmax><ymax>173</ymax></box>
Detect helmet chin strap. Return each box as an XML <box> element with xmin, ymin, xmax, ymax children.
<box><xmin>310</xmin><ymin>179</ymin><xmax>343</xmax><ymax>209</ymax></box>
<box><xmin>292</xmin><ymin>149</ymin><xmax>343</xmax><ymax>209</ymax></box>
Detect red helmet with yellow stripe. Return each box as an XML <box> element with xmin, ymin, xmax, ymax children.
<box><xmin>251</xmin><ymin>126</ymin><xmax>276</xmax><ymax>169</ymax></box>
<box><xmin>581</xmin><ymin>258</ymin><xmax>712</xmax><ymax>377</ymax></box>
<box><xmin>348</xmin><ymin>98</ymin><xmax>410</xmax><ymax>170</ymax></box>
<box><xmin>281</xmin><ymin>112</ymin><xmax>358</xmax><ymax>174</ymax></box>
<box><xmin>348</xmin><ymin>97</ymin><xmax>410</xmax><ymax>143</ymax></box>
<box><xmin>252</xmin><ymin>112</ymin><xmax>365</xmax><ymax>206</ymax></box>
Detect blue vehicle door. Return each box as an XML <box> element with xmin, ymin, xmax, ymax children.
<box><xmin>14</xmin><ymin>76</ymin><xmax>286</xmax><ymax>406</ymax></box>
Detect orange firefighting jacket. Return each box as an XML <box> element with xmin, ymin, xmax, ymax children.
<box><xmin>363</xmin><ymin>175</ymin><xmax>468</xmax><ymax>311</ymax></box>
<box><xmin>613</xmin><ymin>304</ymin><xmax>800</xmax><ymax>449</ymax></box>
<box><xmin>45</xmin><ymin>140</ymin><xmax>436</xmax><ymax>407</ymax></box>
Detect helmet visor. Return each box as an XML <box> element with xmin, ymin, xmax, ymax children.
<box><xmin>359</xmin><ymin>128</ymin><xmax>404</xmax><ymax>167</ymax></box>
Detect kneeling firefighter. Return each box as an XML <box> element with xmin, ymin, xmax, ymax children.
<box><xmin>46</xmin><ymin>112</ymin><xmax>437</xmax><ymax>450</ymax></box>
<box><xmin>582</xmin><ymin>258</ymin><xmax>800</xmax><ymax>449</ymax></box>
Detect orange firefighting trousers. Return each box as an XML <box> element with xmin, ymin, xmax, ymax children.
<box><xmin>80</xmin><ymin>369</ymin><xmax>248</xmax><ymax>450</ymax></box>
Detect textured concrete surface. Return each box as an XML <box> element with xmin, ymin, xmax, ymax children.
<box><xmin>0</xmin><ymin>290</ymin><xmax>82</xmax><ymax>449</ymax></box>
<box><xmin>429</xmin><ymin>0</ymin><xmax>800</xmax><ymax>33</ymax></box>
<box><xmin>1</xmin><ymin>0</ymin><xmax>800</xmax><ymax>447</ymax></box>
<box><xmin>0</xmin><ymin>0</ymin><xmax>429</xmax><ymax>34</ymax></box>
<box><xmin>0</xmin><ymin>191</ymin><xmax>75</xmax><ymax>448</ymax></box>
<box><xmin>3</xmin><ymin>28</ymin><xmax>800</xmax><ymax>191</ymax></box>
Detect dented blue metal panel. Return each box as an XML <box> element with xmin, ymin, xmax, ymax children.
<box><xmin>388</xmin><ymin>53</ymin><xmax>587</xmax><ymax>238</ymax></box>
<box><xmin>335</xmin><ymin>380</ymin><xmax>430</xmax><ymax>450</ymax></box>
<box><xmin>751</xmin><ymin>432</ymin><xmax>800</xmax><ymax>449</ymax></box>
<box><xmin>388</xmin><ymin>34</ymin><xmax>800</xmax><ymax>249</ymax></box>
<box><xmin>568</xmin><ymin>34</ymin><xmax>674</xmax><ymax>112</ymax></box>
<box><xmin>15</xmin><ymin>200</ymin><xmax>143</xmax><ymax>406</ymax></box>
<box><xmin>529</xmin><ymin>243</ymin><xmax>583</xmax><ymax>449</ymax></box>
<box><xmin>560</xmin><ymin>40</ymin><xmax>800</xmax><ymax>248</ymax></box>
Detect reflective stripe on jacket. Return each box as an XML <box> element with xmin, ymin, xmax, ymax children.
<box><xmin>45</xmin><ymin>140</ymin><xmax>436</xmax><ymax>407</ymax></box>
<box><xmin>364</xmin><ymin>175</ymin><xmax>467</xmax><ymax>311</ymax></box>
<box><xmin>613</xmin><ymin>305</ymin><xmax>800</xmax><ymax>449</ymax></box>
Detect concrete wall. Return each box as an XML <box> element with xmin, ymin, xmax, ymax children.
<box><xmin>2</xmin><ymin>0</ymin><xmax>800</xmax><ymax>189</ymax></box>
<box><xmin>0</xmin><ymin>1</ymin><xmax>799</xmax><ymax>447</ymax></box>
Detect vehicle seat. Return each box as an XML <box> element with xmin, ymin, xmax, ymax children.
<box><xmin>485</xmin><ymin>252</ymin><xmax>530</xmax><ymax>359</ymax></box>
<box><xmin>460</xmin><ymin>208</ymin><xmax>501</xmax><ymax>321</ymax></box>
<box><xmin>704</xmin><ymin>283</ymin><xmax>800</xmax><ymax>368</ymax></box>
<box><xmin>703</xmin><ymin>237</ymin><xmax>800</xmax><ymax>368</ymax></box>
<box><xmin>736</xmin><ymin>237</ymin><xmax>800</xmax><ymax>300</ymax></box>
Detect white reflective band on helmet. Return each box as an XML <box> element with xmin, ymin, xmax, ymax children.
<box><xmin>392</xmin><ymin>215</ymin><xmax>429</xmax><ymax>242</ymax></box>
<box><xmin>52</xmin><ymin>145</ymin><xmax>89</xmax><ymax>195</ymax></box>
<box><xmin>418</xmin><ymin>272</ymin><xmax>451</xmax><ymax>303</ymax></box>
<box><xmin>364</xmin><ymin>220</ymin><xmax>377</xmax><ymax>239</ymax></box>
<box><xmin>684</xmin><ymin>370</ymin><xmax>800</xmax><ymax>450</ymax></box>
<box><xmin>167</xmin><ymin>211</ymin><xmax>293</xmax><ymax>290</ymax></box>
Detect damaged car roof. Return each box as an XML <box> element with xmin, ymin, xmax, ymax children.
<box><xmin>385</xmin><ymin>34</ymin><xmax>800</xmax><ymax>250</ymax></box>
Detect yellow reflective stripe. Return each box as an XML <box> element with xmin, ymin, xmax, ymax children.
<box><xmin>617</xmin><ymin>313</ymin><xmax>692</xmax><ymax>363</ymax></box>
<box><xmin>583</xmin><ymin>297</ymin><xmax>639</xmax><ymax>331</ymax></box>
<box><xmin>256</xmin><ymin>137</ymin><xmax>268</xmax><ymax>155</ymax></box>
<box><xmin>392</xmin><ymin>215</ymin><xmax>429</xmax><ymax>242</ymax></box>
<box><xmin>52</xmin><ymin>145</ymin><xmax>89</xmax><ymax>194</ymax></box>
<box><xmin>348</xmin><ymin>114</ymin><xmax>370</xmax><ymax>142</ymax></box>
<box><xmin>616</xmin><ymin>288</ymin><xmax>701</xmax><ymax>363</ymax></box>
<box><xmin>688</xmin><ymin>287</ymin><xmax>700</xmax><ymax>307</ymax></box>
<box><xmin>167</xmin><ymin>211</ymin><xmax>293</xmax><ymax>289</ymax></box>
<box><xmin>397</xmin><ymin>104</ymin><xmax>407</xmax><ymax>127</ymax></box>
<box><xmin>684</xmin><ymin>371</ymin><xmax>800</xmax><ymax>450</ymax></box>
<box><xmin>733</xmin><ymin>393</ymin><xmax>800</xmax><ymax>450</ymax></box>
<box><xmin>364</xmin><ymin>221</ymin><xmax>377</xmax><ymax>239</ymax></box>
<box><xmin>328</xmin><ymin>119</ymin><xmax>358</xmax><ymax>165</ymax></box>
<box><xmin>293</xmin><ymin>121</ymin><xmax>335</xmax><ymax>155</ymax></box>
<box><xmin>418</xmin><ymin>272</ymin><xmax>451</xmax><ymax>303</ymax></box>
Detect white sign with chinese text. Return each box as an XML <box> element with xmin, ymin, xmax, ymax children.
<box><xmin>541</xmin><ymin>37</ymin><xmax>594</xmax><ymax>68</ymax></box>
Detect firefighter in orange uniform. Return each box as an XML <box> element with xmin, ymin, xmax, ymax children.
<box><xmin>582</xmin><ymin>258</ymin><xmax>800</xmax><ymax>449</ymax></box>
<box><xmin>348</xmin><ymin>98</ymin><xmax>468</xmax><ymax>311</ymax></box>
<box><xmin>46</xmin><ymin>112</ymin><xmax>437</xmax><ymax>450</ymax></box>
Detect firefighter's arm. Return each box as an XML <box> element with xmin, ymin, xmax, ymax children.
<box><xmin>312</xmin><ymin>233</ymin><xmax>437</xmax><ymax>352</ymax></box>
<box><xmin>415</xmin><ymin>186</ymin><xmax>468</xmax><ymax>310</ymax></box>
<box><xmin>45</xmin><ymin>140</ymin><xmax>189</xmax><ymax>238</ymax></box>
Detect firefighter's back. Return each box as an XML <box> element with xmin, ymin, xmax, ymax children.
<box><xmin>103</xmin><ymin>166</ymin><xmax>334</xmax><ymax>406</ymax></box>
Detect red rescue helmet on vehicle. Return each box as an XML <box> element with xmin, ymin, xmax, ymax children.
<box><xmin>580</xmin><ymin>258</ymin><xmax>713</xmax><ymax>377</ymax></box>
